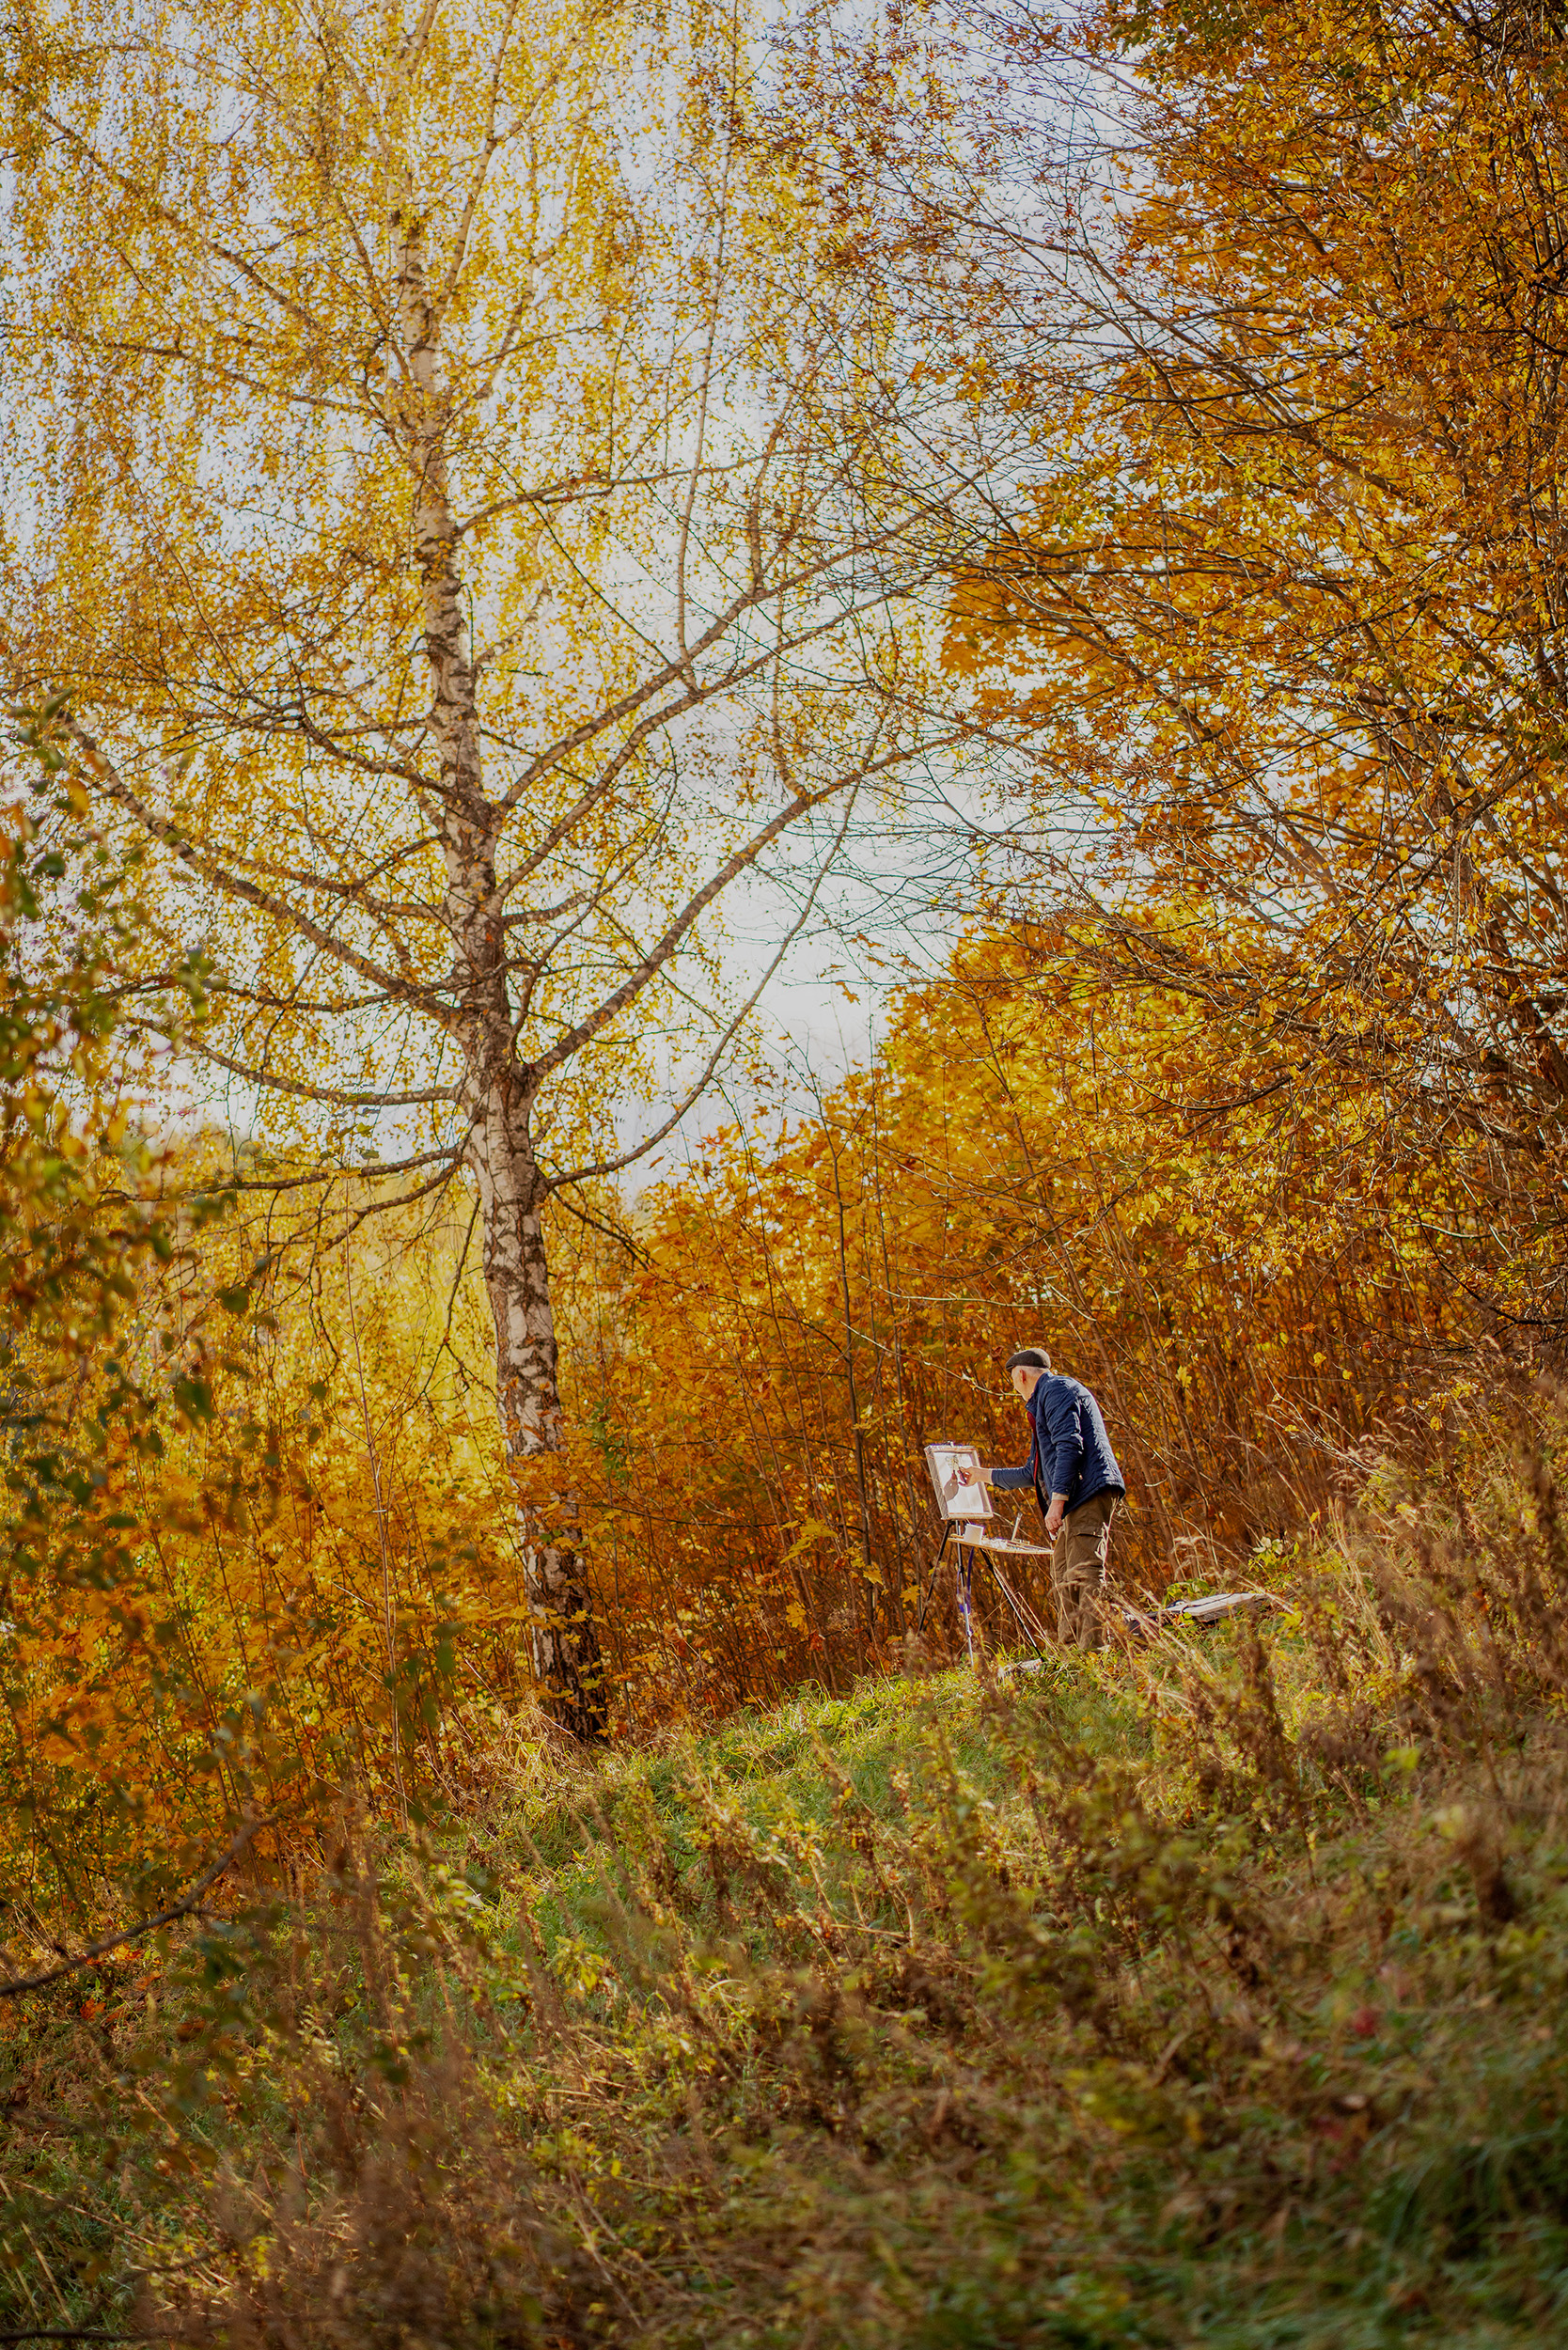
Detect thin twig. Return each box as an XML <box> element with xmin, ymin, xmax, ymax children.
<box><xmin>0</xmin><ymin>1818</ymin><xmax>274</xmax><ymax>1998</ymax></box>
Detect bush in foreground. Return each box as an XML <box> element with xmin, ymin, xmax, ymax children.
<box><xmin>5</xmin><ymin>1386</ymin><xmax>1568</xmax><ymax>2346</ymax></box>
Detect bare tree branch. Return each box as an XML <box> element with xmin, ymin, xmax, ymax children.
<box><xmin>0</xmin><ymin>1818</ymin><xmax>274</xmax><ymax>1998</ymax></box>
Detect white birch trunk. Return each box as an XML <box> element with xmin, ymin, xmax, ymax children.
<box><xmin>396</xmin><ymin>205</ymin><xmax>606</xmax><ymax>1740</ymax></box>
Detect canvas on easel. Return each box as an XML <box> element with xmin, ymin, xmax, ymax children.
<box><xmin>924</xmin><ymin>1442</ymin><xmax>995</xmax><ymax>1521</ymax></box>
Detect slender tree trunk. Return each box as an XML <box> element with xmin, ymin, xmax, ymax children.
<box><xmin>396</xmin><ymin>203</ymin><xmax>606</xmax><ymax>1739</ymax></box>
<box><xmin>471</xmin><ymin>1076</ymin><xmax>607</xmax><ymax>1736</ymax></box>
<box><xmin>824</xmin><ymin>1115</ymin><xmax>876</xmax><ymax>1637</ymax></box>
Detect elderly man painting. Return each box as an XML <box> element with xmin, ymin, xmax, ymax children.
<box><xmin>968</xmin><ymin>1347</ymin><xmax>1126</xmax><ymax>1649</ymax></box>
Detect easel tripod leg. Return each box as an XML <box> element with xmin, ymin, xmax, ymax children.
<box><xmin>983</xmin><ymin>1553</ymin><xmax>1050</xmax><ymax>1653</ymax></box>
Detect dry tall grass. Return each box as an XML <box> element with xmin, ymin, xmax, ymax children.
<box><xmin>6</xmin><ymin>1386</ymin><xmax>1568</xmax><ymax>2346</ymax></box>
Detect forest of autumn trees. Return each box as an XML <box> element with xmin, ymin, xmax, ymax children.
<box><xmin>0</xmin><ymin>0</ymin><xmax>1563</xmax><ymax>1922</ymax></box>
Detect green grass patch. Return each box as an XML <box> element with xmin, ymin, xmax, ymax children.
<box><xmin>8</xmin><ymin>1405</ymin><xmax>1568</xmax><ymax>2347</ymax></box>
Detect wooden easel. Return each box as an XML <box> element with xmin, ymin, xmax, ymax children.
<box><xmin>917</xmin><ymin>1518</ymin><xmax>1055</xmax><ymax>1660</ymax></box>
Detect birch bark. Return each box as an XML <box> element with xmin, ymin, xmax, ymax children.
<box><xmin>395</xmin><ymin>201</ymin><xmax>605</xmax><ymax>1738</ymax></box>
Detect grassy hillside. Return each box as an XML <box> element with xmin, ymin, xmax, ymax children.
<box><xmin>6</xmin><ymin>1390</ymin><xmax>1568</xmax><ymax>2347</ymax></box>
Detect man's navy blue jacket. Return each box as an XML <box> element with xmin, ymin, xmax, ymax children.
<box><xmin>992</xmin><ymin>1374</ymin><xmax>1125</xmax><ymax>1517</ymax></box>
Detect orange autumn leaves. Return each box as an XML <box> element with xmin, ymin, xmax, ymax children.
<box><xmin>555</xmin><ymin>916</ymin><xmax>1479</xmax><ymax>1723</ymax></box>
<box><xmin>946</xmin><ymin>0</ymin><xmax>1568</xmax><ymax>1327</ymax></box>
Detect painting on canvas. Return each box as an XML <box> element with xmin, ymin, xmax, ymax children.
<box><xmin>924</xmin><ymin>1442</ymin><xmax>996</xmax><ymax>1520</ymax></box>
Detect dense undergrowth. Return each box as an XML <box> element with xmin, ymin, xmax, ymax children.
<box><xmin>5</xmin><ymin>1386</ymin><xmax>1568</xmax><ymax>2347</ymax></box>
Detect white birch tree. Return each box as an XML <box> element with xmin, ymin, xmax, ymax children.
<box><xmin>0</xmin><ymin>0</ymin><xmax>970</xmax><ymax>1731</ymax></box>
